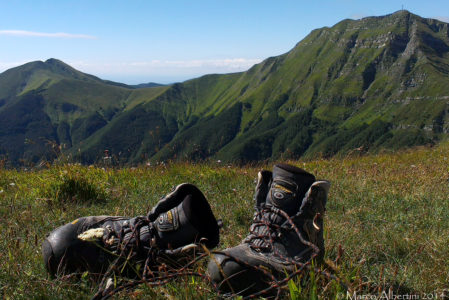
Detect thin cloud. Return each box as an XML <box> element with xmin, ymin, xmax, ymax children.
<box><xmin>0</xmin><ymin>58</ymin><xmax>262</xmax><ymax>74</ymax></box>
<box><xmin>0</xmin><ymin>61</ymin><xmax>27</xmax><ymax>69</ymax></box>
<box><xmin>82</xmin><ymin>58</ymin><xmax>263</xmax><ymax>70</ymax></box>
<box><xmin>0</xmin><ymin>30</ymin><xmax>96</xmax><ymax>39</ymax></box>
<box><xmin>434</xmin><ymin>16</ymin><xmax>449</xmax><ymax>23</ymax></box>
<box><xmin>0</xmin><ymin>60</ymin><xmax>40</xmax><ymax>72</ymax></box>
<box><xmin>71</xmin><ymin>58</ymin><xmax>263</xmax><ymax>83</ymax></box>
<box><xmin>0</xmin><ymin>58</ymin><xmax>263</xmax><ymax>83</ymax></box>
<box><xmin>349</xmin><ymin>13</ymin><xmax>368</xmax><ymax>20</ymax></box>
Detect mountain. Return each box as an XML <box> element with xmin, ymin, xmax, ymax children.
<box><xmin>0</xmin><ymin>59</ymin><xmax>169</xmax><ymax>164</ymax></box>
<box><xmin>131</xmin><ymin>82</ymin><xmax>166</xmax><ymax>89</ymax></box>
<box><xmin>1</xmin><ymin>11</ymin><xmax>449</xmax><ymax>166</ymax></box>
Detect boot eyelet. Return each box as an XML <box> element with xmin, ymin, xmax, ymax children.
<box><xmin>273</xmin><ymin>191</ymin><xmax>285</xmax><ymax>199</ymax></box>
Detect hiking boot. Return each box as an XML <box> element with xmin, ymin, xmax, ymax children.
<box><xmin>207</xmin><ymin>164</ymin><xmax>330</xmax><ymax>296</ymax></box>
<box><xmin>43</xmin><ymin>183</ymin><xmax>220</xmax><ymax>277</ymax></box>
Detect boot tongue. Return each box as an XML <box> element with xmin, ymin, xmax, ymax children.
<box><xmin>267</xmin><ymin>164</ymin><xmax>316</xmax><ymax>216</ymax></box>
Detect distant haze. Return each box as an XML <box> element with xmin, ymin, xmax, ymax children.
<box><xmin>70</xmin><ymin>58</ymin><xmax>263</xmax><ymax>84</ymax></box>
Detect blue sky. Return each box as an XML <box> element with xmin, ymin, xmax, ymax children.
<box><xmin>1</xmin><ymin>0</ymin><xmax>449</xmax><ymax>84</ymax></box>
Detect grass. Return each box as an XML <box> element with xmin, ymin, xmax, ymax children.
<box><xmin>1</xmin><ymin>143</ymin><xmax>448</xmax><ymax>299</ymax></box>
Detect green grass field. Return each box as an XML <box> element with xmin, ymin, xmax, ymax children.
<box><xmin>1</xmin><ymin>143</ymin><xmax>448</xmax><ymax>299</ymax></box>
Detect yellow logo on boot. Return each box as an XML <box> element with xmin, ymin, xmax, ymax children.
<box><xmin>274</xmin><ymin>184</ymin><xmax>293</xmax><ymax>194</ymax></box>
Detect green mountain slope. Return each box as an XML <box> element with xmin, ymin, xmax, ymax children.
<box><xmin>1</xmin><ymin>11</ymin><xmax>449</xmax><ymax>165</ymax></box>
<box><xmin>0</xmin><ymin>59</ymin><xmax>168</xmax><ymax>164</ymax></box>
<box><xmin>80</xmin><ymin>10</ymin><xmax>448</xmax><ymax>163</ymax></box>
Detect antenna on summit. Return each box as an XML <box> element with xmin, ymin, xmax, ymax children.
<box><xmin>401</xmin><ymin>4</ymin><xmax>404</xmax><ymax>11</ymax></box>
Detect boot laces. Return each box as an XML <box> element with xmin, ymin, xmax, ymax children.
<box><xmin>243</xmin><ymin>203</ymin><xmax>321</xmax><ymax>258</ymax></box>
<box><xmin>243</xmin><ymin>204</ymin><xmax>292</xmax><ymax>252</ymax></box>
<box><xmin>112</xmin><ymin>217</ymin><xmax>155</xmax><ymax>255</ymax></box>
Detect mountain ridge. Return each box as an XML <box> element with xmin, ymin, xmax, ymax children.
<box><xmin>1</xmin><ymin>10</ymin><xmax>449</xmax><ymax>166</ymax></box>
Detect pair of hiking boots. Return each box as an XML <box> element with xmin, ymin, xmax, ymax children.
<box><xmin>43</xmin><ymin>164</ymin><xmax>330</xmax><ymax>296</ymax></box>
